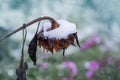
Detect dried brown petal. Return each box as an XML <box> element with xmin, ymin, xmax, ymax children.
<box><xmin>37</xmin><ymin>29</ymin><xmax>80</xmax><ymax>56</ymax></box>
<box><xmin>54</xmin><ymin>40</ymin><xmax>61</xmax><ymax>51</ymax></box>
<box><xmin>48</xmin><ymin>39</ymin><xmax>55</xmax><ymax>53</ymax></box>
<box><xmin>68</xmin><ymin>34</ymin><xmax>76</xmax><ymax>46</ymax></box>
<box><xmin>74</xmin><ymin>33</ymin><xmax>81</xmax><ymax>48</ymax></box>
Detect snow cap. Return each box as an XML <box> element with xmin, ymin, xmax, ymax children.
<box><xmin>42</xmin><ymin>20</ymin><xmax>77</xmax><ymax>39</ymax></box>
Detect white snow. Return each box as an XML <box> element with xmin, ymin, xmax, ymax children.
<box><xmin>41</xmin><ymin>20</ymin><xmax>77</xmax><ymax>39</ymax></box>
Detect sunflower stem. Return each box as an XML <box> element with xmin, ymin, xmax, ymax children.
<box><xmin>0</xmin><ymin>16</ymin><xmax>59</xmax><ymax>42</ymax></box>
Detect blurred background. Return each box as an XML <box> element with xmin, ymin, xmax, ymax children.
<box><xmin>0</xmin><ymin>0</ymin><xmax>120</xmax><ymax>80</ymax></box>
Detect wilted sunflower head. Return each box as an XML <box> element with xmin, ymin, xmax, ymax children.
<box><xmin>28</xmin><ymin>17</ymin><xmax>80</xmax><ymax>65</ymax></box>
<box><xmin>37</xmin><ymin>20</ymin><xmax>80</xmax><ymax>55</ymax></box>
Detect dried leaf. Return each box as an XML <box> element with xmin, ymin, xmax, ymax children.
<box><xmin>28</xmin><ymin>34</ymin><xmax>37</xmax><ymax>65</ymax></box>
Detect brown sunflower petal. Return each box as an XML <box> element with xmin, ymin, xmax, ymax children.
<box><xmin>74</xmin><ymin>33</ymin><xmax>81</xmax><ymax>48</ymax></box>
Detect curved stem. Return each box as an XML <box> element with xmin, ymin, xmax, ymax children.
<box><xmin>20</xmin><ymin>28</ymin><xmax>27</xmax><ymax>67</ymax></box>
<box><xmin>0</xmin><ymin>16</ymin><xmax>59</xmax><ymax>42</ymax></box>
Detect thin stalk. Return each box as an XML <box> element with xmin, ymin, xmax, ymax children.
<box><xmin>0</xmin><ymin>16</ymin><xmax>59</xmax><ymax>42</ymax></box>
<box><xmin>20</xmin><ymin>27</ymin><xmax>27</xmax><ymax>67</ymax></box>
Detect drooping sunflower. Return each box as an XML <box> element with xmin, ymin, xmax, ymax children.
<box><xmin>28</xmin><ymin>17</ymin><xmax>80</xmax><ymax>65</ymax></box>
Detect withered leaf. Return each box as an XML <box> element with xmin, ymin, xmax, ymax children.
<box><xmin>28</xmin><ymin>33</ymin><xmax>37</xmax><ymax>65</ymax></box>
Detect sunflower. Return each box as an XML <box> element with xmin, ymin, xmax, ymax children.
<box><xmin>28</xmin><ymin>17</ymin><xmax>80</xmax><ymax>65</ymax></box>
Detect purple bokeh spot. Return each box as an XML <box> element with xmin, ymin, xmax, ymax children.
<box><xmin>64</xmin><ymin>61</ymin><xmax>78</xmax><ymax>76</ymax></box>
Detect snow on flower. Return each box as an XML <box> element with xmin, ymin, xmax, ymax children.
<box><xmin>64</xmin><ymin>61</ymin><xmax>78</xmax><ymax>76</ymax></box>
<box><xmin>37</xmin><ymin>18</ymin><xmax>80</xmax><ymax>55</ymax></box>
<box><xmin>42</xmin><ymin>20</ymin><xmax>77</xmax><ymax>39</ymax></box>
